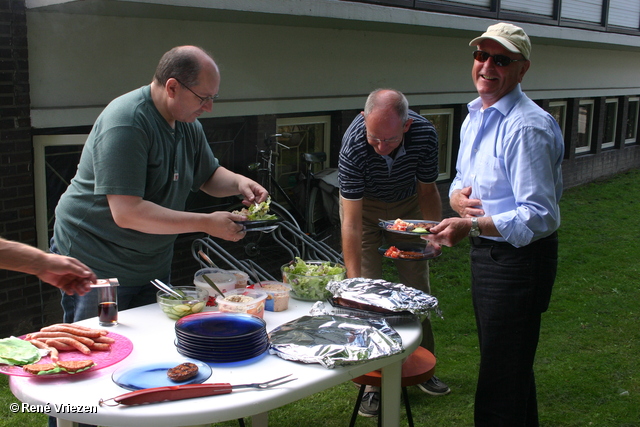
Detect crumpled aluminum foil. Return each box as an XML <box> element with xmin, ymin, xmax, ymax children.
<box><xmin>326</xmin><ymin>277</ymin><xmax>441</xmax><ymax>317</ymax></box>
<box><xmin>268</xmin><ymin>314</ymin><xmax>403</xmax><ymax>368</ymax></box>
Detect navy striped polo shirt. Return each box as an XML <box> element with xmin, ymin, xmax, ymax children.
<box><xmin>338</xmin><ymin>110</ymin><xmax>439</xmax><ymax>203</ymax></box>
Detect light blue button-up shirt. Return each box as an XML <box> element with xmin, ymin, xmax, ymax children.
<box><xmin>450</xmin><ymin>84</ymin><xmax>564</xmax><ymax>247</ymax></box>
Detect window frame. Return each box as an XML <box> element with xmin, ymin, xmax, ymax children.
<box><xmin>33</xmin><ymin>134</ymin><xmax>88</xmax><ymax>250</ymax></box>
<box><xmin>548</xmin><ymin>100</ymin><xmax>567</xmax><ymax>140</ymax></box>
<box><xmin>420</xmin><ymin>107</ymin><xmax>454</xmax><ymax>181</ymax></box>
<box><xmin>576</xmin><ymin>99</ymin><xmax>595</xmax><ymax>154</ymax></box>
<box><xmin>602</xmin><ymin>98</ymin><xmax>618</xmax><ymax>149</ymax></box>
<box><xmin>625</xmin><ymin>96</ymin><xmax>639</xmax><ymax>145</ymax></box>
<box><xmin>274</xmin><ymin>115</ymin><xmax>332</xmax><ymax>195</ymax></box>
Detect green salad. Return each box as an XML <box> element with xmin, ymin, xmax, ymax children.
<box><xmin>282</xmin><ymin>258</ymin><xmax>346</xmax><ymax>301</ymax></box>
<box><xmin>247</xmin><ymin>197</ymin><xmax>278</xmax><ymax>221</ymax></box>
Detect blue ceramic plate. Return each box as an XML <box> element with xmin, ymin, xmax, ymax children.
<box><xmin>174</xmin><ymin>335</ymin><xmax>269</xmax><ymax>353</ymax></box>
<box><xmin>176</xmin><ymin>343</ymin><xmax>269</xmax><ymax>363</ymax></box>
<box><xmin>175</xmin><ymin>328</ymin><xmax>267</xmax><ymax>345</ymax></box>
<box><xmin>175</xmin><ymin>312</ymin><xmax>266</xmax><ymax>338</ymax></box>
<box><xmin>111</xmin><ymin>358</ymin><xmax>211</xmax><ymax>391</ymax></box>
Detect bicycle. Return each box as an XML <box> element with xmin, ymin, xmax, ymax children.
<box><xmin>247</xmin><ymin>133</ymin><xmax>336</xmax><ymax>236</ymax></box>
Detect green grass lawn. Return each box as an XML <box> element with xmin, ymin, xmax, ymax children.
<box><xmin>2</xmin><ymin>169</ymin><xmax>639</xmax><ymax>427</ymax></box>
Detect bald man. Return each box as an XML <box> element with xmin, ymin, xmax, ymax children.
<box><xmin>53</xmin><ymin>46</ymin><xmax>267</xmax><ymax>322</ymax></box>
<box><xmin>338</xmin><ymin>88</ymin><xmax>448</xmax><ymax>417</ymax></box>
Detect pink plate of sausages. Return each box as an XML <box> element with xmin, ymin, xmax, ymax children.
<box><xmin>0</xmin><ymin>331</ymin><xmax>133</xmax><ymax>378</ymax></box>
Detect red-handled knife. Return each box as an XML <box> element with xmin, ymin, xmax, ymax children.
<box><xmin>99</xmin><ymin>374</ymin><xmax>295</xmax><ymax>406</ymax></box>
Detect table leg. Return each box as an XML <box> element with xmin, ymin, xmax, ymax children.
<box><xmin>380</xmin><ymin>359</ymin><xmax>402</xmax><ymax>427</ymax></box>
<box><xmin>252</xmin><ymin>411</ymin><xmax>269</xmax><ymax>427</ymax></box>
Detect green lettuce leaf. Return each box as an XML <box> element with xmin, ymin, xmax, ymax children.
<box><xmin>0</xmin><ymin>337</ymin><xmax>41</xmax><ymax>366</ymax></box>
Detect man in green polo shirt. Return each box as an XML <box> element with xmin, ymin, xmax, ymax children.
<box><xmin>53</xmin><ymin>46</ymin><xmax>267</xmax><ymax>323</ymax></box>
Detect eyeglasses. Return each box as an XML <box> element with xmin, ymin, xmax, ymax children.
<box><xmin>174</xmin><ymin>78</ymin><xmax>218</xmax><ymax>105</ymax></box>
<box><xmin>472</xmin><ymin>50</ymin><xmax>526</xmax><ymax>67</ymax></box>
<box><xmin>366</xmin><ymin>133</ymin><xmax>403</xmax><ymax>145</ymax></box>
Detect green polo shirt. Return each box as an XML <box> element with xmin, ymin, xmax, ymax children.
<box><xmin>54</xmin><ymin>85</ymin><xmax>219</xmax><ymax>286</ymax></box>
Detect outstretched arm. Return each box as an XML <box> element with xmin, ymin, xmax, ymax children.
<box><xmin>0</xmin><ymin>238</ymin><xmax>97</xmax><ymax>295</ymax></box>
<box><xmin>106</xmin><ymin>164</ymin><xmax>269</xmax><ymax>242</ymax></box>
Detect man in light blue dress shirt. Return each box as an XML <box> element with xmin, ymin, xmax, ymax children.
<box><xmin>428</xmin><ymin>23</ymin><xmax>564</xmax><ymax>426</ymax></box>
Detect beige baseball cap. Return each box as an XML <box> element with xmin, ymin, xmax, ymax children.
<box><xmin>469</xmin><ymin>23</ymin><xmax>531</xmax><ymax>60</ymax></box>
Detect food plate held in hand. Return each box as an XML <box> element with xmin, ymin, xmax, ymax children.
<box><xmin>233</xmin><ymin>197</ymin><xmax>280</xmax><ymax>232</ymax></box>
<box><xmin>378</xmin><ymin>243</ymin><xmax>441</xmax><ymax>261</ymax></box>
<box><xmin>232</xmin><ymin>196</ymin><xmax>278</xmax><ymax>221</ymax></box>
<box><xmin>379</xmin><ymin>218</ymin><xmax>439</xmax><ymax>235</ymax></box>
<box><xmin>235</xmin><ymin>219</ymin><xmax>280</xmax><ymax>233</ymax></box>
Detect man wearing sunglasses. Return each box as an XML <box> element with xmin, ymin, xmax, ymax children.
<box><xmin>339</xmin><ymin>89</ymin><xmax>448</xmax><ymax>417</ymax></box>
<box><xmin>52</xmin><ymin>46</ymin><xmax>267</xmax><ymax>326</ymax></box>
<box><xmin>428</xmin><ymin>23</ymin><xmax>564</xmax><ymax>426</ymax></box>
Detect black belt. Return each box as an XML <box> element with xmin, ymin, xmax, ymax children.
<box><xmin>470</xmin><ymin>231</ymin><xmax>557</xmax><ymax>248</ymax></box>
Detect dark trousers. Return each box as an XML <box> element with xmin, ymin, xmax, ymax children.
<box><xmin>470</xmin><ymin>232</ymin><xmax>558</xmax><ymax>427</ymax></box>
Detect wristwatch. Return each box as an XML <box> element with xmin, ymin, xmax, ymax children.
<box><xmin>469</xmin><ymin>217</ymin><xmax>481</xmax><ymax>237</ymax></box>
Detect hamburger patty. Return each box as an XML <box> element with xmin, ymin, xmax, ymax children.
<box><xmin>167</xmin><ymin>362</ymin><xmax>199</xmax><ymax>382</ymax></box>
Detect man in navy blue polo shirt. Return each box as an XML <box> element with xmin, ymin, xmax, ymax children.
<box><xmin>339</xmin><ymin>89</ymin><xmax>448</xmax><ymax>417</ymax></box>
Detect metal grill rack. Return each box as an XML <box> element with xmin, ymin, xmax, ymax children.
<box><xmin>191</xmin><ymin>220</ymin><xmax>343</xmax><ymax>283</ymax></box>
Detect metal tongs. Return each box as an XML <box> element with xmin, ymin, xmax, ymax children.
<box><xmin>150</xmin><ymin>279</ymin><xmax>184</xmax><ymax>299</ymax></box>
<box><xmin>99</xmin><ymin>374</ymin><xmax>296</xmax><ymax>406</ymax></box>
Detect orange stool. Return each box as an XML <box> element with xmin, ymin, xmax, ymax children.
<box><xmin>349</xmin><ymin>346</ymin><xmax>436</xmax><ymax>427</ymax></box>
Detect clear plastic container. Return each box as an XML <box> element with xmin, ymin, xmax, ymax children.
<box><xmin>193</xmin><ymin>269</ymin><xmax>237</xmax><ymax>306</ymax></box>
<box><xmin>217</xmin><ymin>289</ymin><xmax>267</xmax><ymax>318</ymax></box>
<box><xmin>253</xmin><ymin>281</ymin><xmax>291</xmax><ymax>312</ymax></box>
<box><xmin>226</xmin><ymin>270</ymin><xmax>250</xmax><ymax>288</ymax></box>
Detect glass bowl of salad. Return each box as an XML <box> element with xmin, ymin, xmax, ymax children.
<box><xmin>281</xmin><ymin>258</ymin><xmax>346</xmax><ymax>301</ymax></box>
<box><xmin>157</xmin><ymin>286</ymin><xmax>208</xmax><ymax>320</ymax></box>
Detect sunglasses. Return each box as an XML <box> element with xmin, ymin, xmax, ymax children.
<box><xmin>472</xmin><ymin>50</ymin><xmax>526</xmax><ymax>67</ymax></box>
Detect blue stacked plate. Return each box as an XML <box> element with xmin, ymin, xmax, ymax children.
<box><xmin>174</xmin><ymin>312</ymin><xmax>269</xmax><ymax>363</ymax></box>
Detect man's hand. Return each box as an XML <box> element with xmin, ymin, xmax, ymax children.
<box><xmin>424</xmin><ymin>217</ymin><xmax>473</xmax><ymax>249</ymax></box>
<box><xmin>237</xmin><ymin>180</ymin><xmax>269</xmax><ymax>207</ymax></box>
<box><xmin>35</xmin><ymin>254</ymin><xmax>97</xmax><ymax>296</ymax></box>
<box><xmin>450</xmin><ymin>186</ymin><xmax>484</xmax><ymax>218</ymax></box>
<box><xmin>203</xmin><ymin>211</ymin><xmax>248</xmax><ymax>242</ymax></box>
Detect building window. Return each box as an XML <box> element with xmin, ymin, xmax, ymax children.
<box><xmin>561</xmin><ymin>0</ymin><xmax>603</xmax><ymax>24</ymax></box>
<box><xmin>576</xmin><ymin>99</ymin><xmax>594</xmax><ymax>154</ymax></box>
<box><xmin>547</xmin><ymin>101</ymin><xmax>567</xmax><ymax>139</ymax></box>
<box><xmin>608</xmin><ymin>0</ymin><xmax>640</xmax><ymax>29</ymax></box>
<box><xmin>420</xmin><ymin>108</ymin><xmax>453</xmax><ymax>181</ymax></box>
<box><xmin>442</xmin><ymin>0</ymin><xmax>491</xmax><ymax>6</ymax></box>
<box><xmin>626</xmin><ymin>97</ymin><xmax>639</xmax><ymax>144</ymax></box>
<box><xmin>274</xmin><ymin>116</ymin><xmax>331</xmax><ymax>202</ymax></box>
<box><xmin>501</xmin><ymin>0</ymin><xmax>555</xmax><ymax>17</ymax></box>
<box><xmin>33</xmin><ymin>135</ymin><xmax>88</xmax><ymax>250</ymax></box>
<box><xmin>602</xmin><ymin>98</ymin><xmax>618</xmax><ymax>149</ymax></box>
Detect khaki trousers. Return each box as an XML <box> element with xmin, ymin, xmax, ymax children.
<box><xmin>342</xmin><ymin>195</ymin><xmax>435</xmax><ymax>353</ymax></box>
